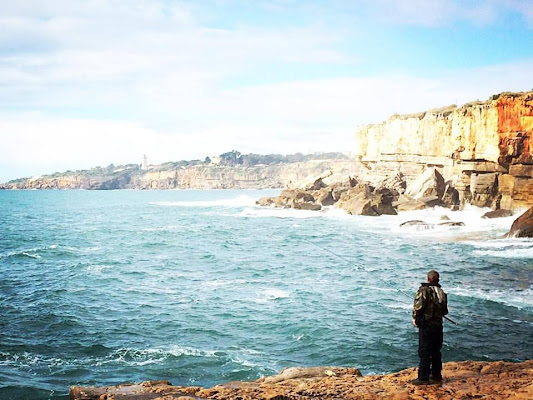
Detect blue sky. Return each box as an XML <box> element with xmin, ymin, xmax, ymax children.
<box><xmin>1</xmin><ymin>0</ymin><xmax>533</xmax><ymax>182</ymax></box>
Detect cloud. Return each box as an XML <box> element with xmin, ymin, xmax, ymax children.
<box><xmin>1</xmin><ymin>0</ymin><xmax>533</xmax><ymax>182</ymax></box>
<box><xmin>2</xmin><ymin>58</ymin><xmax>532</xmax><ymax>182</ymax></box>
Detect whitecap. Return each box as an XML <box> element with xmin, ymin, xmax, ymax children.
<box><xmin>464</xmin><ymin>238</ymin><xmax>533</xmax><ymax>249</ymax></box>
<box><xmin>252</xmin><ymin>288</ymin><xmax>291</xmax><ymax>303</ymax></box>
<box><xmin>449</xmin><ymin>287</ymin><xmax>533</xmax><ymax>310</ymax></box>
<box><xmin>97</xmin><ymin>345</ymin><xmax>220</xmax><ymax>367</ymax></box>
<box><xmin>240</xmin><ymin>208</ymin><xmax>323</xmax><ymax>219</ymax></box>
<box><xmin>152</xmin><ymin>195</ymin><xmax>257</xmax><ymax>208</ymax></box>
<box><xmin>86</xmin><ymin>264</ymin><xmax>111</xmax><ymax>274</ymax></box>
<box><xmin>21</xmin><ymin>252</ymin><xmax>41</xmax><ymax>259</ymax></box>
<box><xmin>473</xmin><ymin>248</ymin><xmax>533</xmax><ymax>259</ymax></box>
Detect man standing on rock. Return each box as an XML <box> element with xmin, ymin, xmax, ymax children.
<box><xmin>412</xmin><ymin>270</ymin><xmax>448</xmax><ymax>385</ymax></box>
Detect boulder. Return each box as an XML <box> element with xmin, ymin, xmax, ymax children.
<box><xmin>306</xmin><ymin>177</ymin><xmax>326</xmax><ymax>191</ymax></box>
<box><xmin>294</xmin><ymin>191</ymin><xmax>315</xmax><ymax>203</ymax></box>
<box><xmin>374</xmin><ymin>171</ymin><xmax>406</xmax><ymax>197</ymax></box>
<box><xmin>315</xmin><ymin>188</ymin><xmax>335</xmax><ymax>206</ymax></box>
<box><xmin>399</xmin><ymin>220</ymin><xmax>435</xmax><ymax>230</ymax></box>
<box><xmin>293</xmin><ymin>202</ymin><xmax>322</xmax><ymax>211</ymax></box>
<box><xmin>336</xmin><ymin>185</ymin><xmax>396</xmax><ymax>216</ymax></box>
<box><xmin>256</xmin><ymin>197</ymin><xmax>275</xmax><ymax>207</ymax></box>
<box><xmin>438</xmin><ymin>221</ymin><xmax>465</xmax><ymax>227</ymax></box>
<box><xmin>470</xmin><ymin>172</ymin><xmax>498</xmax><ymax>208</ymax></box>
<box><xmin>331</xmin><ymin>184</ymin><xmax>350</xmax><ymax>202</ymax></box>
<box><xmin>505</xmin><ymin>206</ymin><xmax>533</xmax><ymax>238</ymax></box>
<box><xmin>405</xmin><ymin>167</ymin><xmax>446</xmax><ymax>200</ymax></box>
<box><xmin>482</xmin><ymin>209</ymin><xmax>513</xmax><ymax>219</ymax></box>
<box><xmin>394</xmin><ymin>195</ymin><xmax>443</xmax><ymax>211</ymax></box>
<box><xmin>441</xmin><ymin>183</ymin><xmax>460</xmax><ymax>209</ymax></box>
<box><xmin>338</xmin><ymin>192</ymin><xmax>377</xmax><ymax>216</ymax></box>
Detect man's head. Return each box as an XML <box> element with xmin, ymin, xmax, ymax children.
<box><xmin>427</xmin><ymin>270</ymin><xmax>440</xmax><ymax>284</ymax></box>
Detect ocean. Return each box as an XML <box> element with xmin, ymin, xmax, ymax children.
<box><xmin>0</xmin><ymin>189</ymin><xmax>532</xmax><ymax>399</ymax></box>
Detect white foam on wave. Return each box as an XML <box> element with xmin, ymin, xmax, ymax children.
<box><xmin>86</xmin><ymin>264</ymin><xmax>112</xmax><ymax>274</ymax></box>
<box><xmin>0</xmin><ymin>351</ymin><xmax>67</xmax><ymax>367</ymax></box>
<box><xmin>449</xmin><ymin>287</ymin><xmax>533</xmax><ymax>310</ymax></box>
<box><xmin>22</xmin><ymin>252</ymin><xmax>41</xmax><ymax>259</ymax></box>
<box><xmin>473</xmin><ymin>248</ymin><xmax>533</xmax><ymax>259</ymax></box>
<box><xmin>97</xmin><ymin>345</ymin><xmax>219</xmax><ymax>367</ymax></box>
<box><xmin>240</xmin><ymin>207</ymin><xmax>324</xmax><ymax>219</ymax></box>
<box><xmin>202</xmin><ymin>278</ymin><xmax>249</xmax><ymax>288</ymax></box>
<box><xmin>152</xmin><ymin>195</ymin><xmax>257</xmax><ymax>208</ymax></box>
<box><xmin>0</xmin><ymin>243</ymin><xmax>63</xmax><ymax>259</ymax></box>
<box><xmin>143</xmin><ymin>225</ymin><xmax>188</xmax><ymax>232</ymax></box>
<box><xmin>252</xmin><ymin>288</ymin><xmax>291</xmax><ymax>303</ymax></box>
<box><xmin>369</xmin><ymin>204</ymin><xmax>523</xmax><ymax>241</ymax></box>
<box><xmin>97</xmin><ymin>345</ymin><xmax>267</xmax><ymax>369</ymax></box>
<box><xmin>464</xmin><ymin>238</ymin><xmax>533</xmax><ymax>249</ymax></box>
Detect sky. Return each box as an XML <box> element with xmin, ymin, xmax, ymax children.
<box><xmin>1</xmin><ymin>0</ymin><xmax>533</xmax><ymax>182</ymax></box>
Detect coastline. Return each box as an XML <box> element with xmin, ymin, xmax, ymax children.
<box><xmin>70</xmin><ymin>359</ymin><xmax>533</xmax><ymax>399</ymax></box>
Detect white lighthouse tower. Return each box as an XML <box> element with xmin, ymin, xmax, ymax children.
<box><xmin>142</xmin><ymin>154</ymin><xmax>148</xmax><ymax>170</ymax></box>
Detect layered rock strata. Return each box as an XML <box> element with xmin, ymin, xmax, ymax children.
<box><xmin>69</xmin><ymin>360</ymin><xmax>533</xmax><ymax>399</ymax></box>
<box><xmin>258</xmin><ymin>92</ymin><xmax>533</xmax><ymax>214</ymax></box>
<box><xmin>0</xmin><ymin>160</ymin><xmax>357</xmax><ymax>191</ymax></box>
<box><xmin>354</xmin><ymin>91</ymin><xmax>533</xmax><ymax>210</ymax></box>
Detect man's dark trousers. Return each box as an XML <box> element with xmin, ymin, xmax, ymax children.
<box><xmin>418</xmin><ymin>323</ymin><xmax>443</xmax><ymax>379</ymax></box>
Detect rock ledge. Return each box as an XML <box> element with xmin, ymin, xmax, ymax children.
<box><xmin>70</xmin><ymin>360</ymin><xmax>533</xmax><ymax>399</ymax></box>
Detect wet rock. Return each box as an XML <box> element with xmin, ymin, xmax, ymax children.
<box><xmin>395</xmin><ymin>195</ymin><xmax>443</xmax><ymax>211</ymax></box>
<box><xmin>315</xmin><ymin>188</ymin><xmax>335</xmax><ymax>206</ymax></box>
<box><xmin>506</xmin><ymin>205</ymin><xmax>533</xmax><ymax>237</ymax></box>
<box><xmin>256</xmin><ymin>197</ymin><xmax>276</xmax><ymax>207</ymax></box>
<box><xmin>405</xmin><ymin>167</ymin><xmax>446</xmax><ymax>200</ymax></box>
<box><xmin>441</xmin><ymin>183</ymin><xmax>460</xmax><ymax>208</ymax></box>
<box><xmin>336</xmin><ymin>184</ymin><xmax>396</xmax><ymax>216</ymax></box>
<box><xmin>482</xmin><ymin>209</ymin><xmax>513</xmax><ymax>219</ymax></box>
<box><xmin>470</xmin><ymin>172</ymin><xmax>499</xmax><ymax>208</ymax></box>
<box><xmin>293</xmin><ymin>202</ymin><xmax>322</xmax><ymax>211</ymax></box>
<box><xmin>399</xmin><ymin>220</ymin><xmax>435</xmax><ymax>230</ymax></box>
<box><xmin>438</xmin><ymin>221</ymin><xmax>465</xmax><ymax>227</ymax></box>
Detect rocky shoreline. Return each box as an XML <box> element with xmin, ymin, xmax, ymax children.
<box><xmin>70</xmin><ymin>360</ymin><xmax>533</xmax><ymax>399</ymax></box>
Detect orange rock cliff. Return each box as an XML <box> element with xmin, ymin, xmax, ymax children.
<box><xmin>353</xmin><ymin>91</ymin><xmax>533</xmax><ymax>210</ymax></box>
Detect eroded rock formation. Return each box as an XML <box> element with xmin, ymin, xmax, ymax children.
<box><xmin>258</xmin><ymin>92</ymin><xmax>533</xmax><ymax>214</ymax></box>
<box><xmin>354</xmin><ymin>91</ymin><xmax>533</xmax><ymax>210</ymax></box>
<box><xmin>69</xmin><ymin>360</ymin><xmax>533</xmax><ymax>400</ymax></box>
<box><xmin>506</xmin><ymin>205</ymin><xmax>533</xmax><ymax>237</ymax></box>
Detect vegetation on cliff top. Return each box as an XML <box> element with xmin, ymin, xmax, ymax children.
<box><xmin>3</xmin><ymin>151</ymin><xmax>348</xmax><ymax>185</ymax></box>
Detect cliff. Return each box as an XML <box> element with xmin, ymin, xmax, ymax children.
<box><xmin>4</xmin><ymin>92</ymin><xmax>533</xmax><ymax>211</ymax></box>
<box><xmin>354</xmin><ymin>91</ymin><xmax>533</xmax><ymax>210</ymax></box>
<box><xmin>69</xmin><ymin>360</ymin><xmax>533</xmax><ymax>399</ymax></box>
<box><xmin>0</xmin><ymin>157</ymin><xmax>355</xmax><ymax>191</ymax></box>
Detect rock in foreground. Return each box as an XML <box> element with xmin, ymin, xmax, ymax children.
<box><xmin>70</xmin><ymin>360</ymin><xmax>533</xmax><ymax>399</ymax></box>
<box><xmin>506</xmin><ymin>205</ymin><xmax>533</xmax><ymax>237</ymax></box>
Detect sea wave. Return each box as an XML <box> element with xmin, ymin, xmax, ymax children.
<box><xmin>449</xmin><ymin>287</ymin><xmax>533</xmax><ymax>310</ymax></box>
<box><xmin>152</xmin><ymin>195</ymin><xmax>257</xmax><ymax>208</ymax></box>
<box><xmin>0</xmin><ymin>351</ymin><xmax>69</xmax><ymax>368</ymax></box>
<box><xmin>240</xmin><ymin>208</ymin><xmax>325</xmax><ymax>219</ymax></box>
<box><xmin>252</xmin><ymin>288</ymin><xmax>291</xmax><ymax>303</ymax></box>
<box><xmin>464</xmin><ymin>238</ymin><xmax>533</xmax><ymax>249</ymax></box>
<box><xmin>472</xmin><ymin>248</ymin><xmax>533</xmax><ymax>258</ymax></box>
<box><xmin>95</xmin><ymin>345</ymin><xmax>219</xmax><ymax>367</ymax></box>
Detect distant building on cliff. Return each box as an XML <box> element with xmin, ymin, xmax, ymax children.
<box><xmin>142</xmin><ymin>154</ymin><xmax>148</xmax><ymax>170</ymax></box>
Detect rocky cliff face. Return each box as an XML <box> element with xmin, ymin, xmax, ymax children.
<box><xmin>1</xmin><ymin>160</ymin><xmax>356</xmax><ymax>191</ymax></box>
<box><xmin>354</xmin><ymin>91</ymin><xmax>533</xmax><ymax>210</ymax></box>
